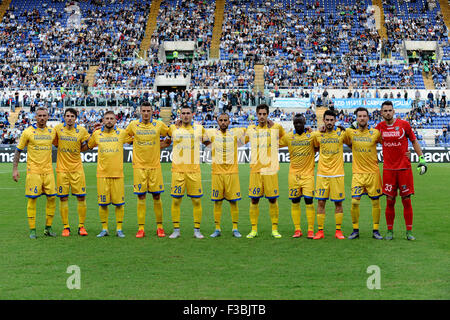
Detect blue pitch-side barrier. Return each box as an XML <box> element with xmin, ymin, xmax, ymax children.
<box><xmin>1</xmin><ymin>146</ymin><xmax>449</xmax><ymax>164</ymax></box>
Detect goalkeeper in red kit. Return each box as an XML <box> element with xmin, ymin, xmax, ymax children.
<box><xmin>375</xmin><ymin>101</ymin><xmax>427</xmax><ymax>240</ymax></box>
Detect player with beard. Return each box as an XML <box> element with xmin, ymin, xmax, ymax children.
<box><xmin>375</xmin><ymin>101</ymin><xmax>427</xmax><ymax>240</ymax></box>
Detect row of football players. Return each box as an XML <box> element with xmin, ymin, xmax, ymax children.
<box><xmin>12</xmin><ymin>102</ymin><xmax>427</xmax><ymax>240</ymax></box>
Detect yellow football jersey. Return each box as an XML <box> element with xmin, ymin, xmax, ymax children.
<box><xmin>245</xmin><ymin>123</ymin><xmax>285</xmax><ymax>174</ymax></box>
<box><xmin>16</xmin><ymin>124</ymin><xmax>56</xmax><ymax>174</ymax></box>
<box><xmin>125</xmin><ymin>119</ymin><xmax>169</xmax><ymax>169</ymax></box>
<box><xmin>207</xmin><ymin>127</ymin><xmax>246</xmax><ymax>175</ymax></box>
<box><xmin>280</xmin><ymin>130</ymin><xmax>317</xmax><ymax>176</ymax></box>
<box><xmin>88</xmin><ymin>127</ymin><xmax>130</xmax><ymax>178</ymax></box>
<box><xmin>168</xmin><ymin>123</ymin><xmax>207</xmax><ymax>173</ymax></box>
<box><xmin>344</xmin><ymin>127</ymin><xmax>381</xmax><ymax>174</ymax></box>
<box><xmin>314</xmin><ymin>128</ymin><xmax>347</xmax><ymax>177</ymax></box>
<box><xmin>53</xmin><ymin>123</ymin><xmax>90</xmax><ymax>173</ymax></box>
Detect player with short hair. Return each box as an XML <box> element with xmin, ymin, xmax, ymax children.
<box><xmin>345</xmin><ymin>107</ymin><xmax>383</xmax><ymax>240</ymax></box>
<box><xmin>244</xmin><ymin>104</ymin><xmax>286</xmax><ymax>239</ymax></box>
<box><xmin>165</xmin><ymin>106</ymin><xmax>210</xmax><ymax>239</ymax></box>
<box><xmin>53</xmin><ymin>108</ymin><xmax>90</xmax><ymax>237</ymax></box>
<box><xmin>279</xmin><ymin>114</ymin><xmax>318</xmax><ymax>239</ymax></box>
<box><xmin>206</xmin><ymin>113</ymin><xmax>245</xmax><ymax>238</ymax></box>
<box><xmin>375</xmin><ymin>101</ymin><xmax>427</xmax><ymax>240</ymax></box>
<box><xmin>125</xmin><ymin>102</ymin><xmax>170</xmax><ymax>238</ymax></box>
<box><xmin>87</xmin><ymin>111</ymin><xmax>131</xmax><ymax>238</ymax></box>
<box><xmin>313</xmin><ymin>109</ymin><xmax>348</xmax><ymax>240</ymax></box>
<box><xmin>13</xmin><ymin>107</ymin><xmax>57</xmax><ymax>239</ymax></box>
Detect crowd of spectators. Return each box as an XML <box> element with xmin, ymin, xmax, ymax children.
<box><xmin>221</xmin><ymin>0</ymin><xmax>384</xmax><ymax>89</ymax></box>
<box><xmin>0</xmin><ymin>60</ymin><xmax>88</xmax><ymax>90</ymax></box>
<box><xmin>0</xmin><ymin>0</ymin><xmax>448</xmax><ymax>90</ymax></box>
<box><xmin>0</xmin><ymin>0</ymin><xmax>151</xmax><ymax>62</ymax></box>
<box><xmin>383</xmin><ymin>0</ymin><xmax>446</xmax><ymax>42</ymax></box>
<box><xmin>150</xmin><ymin>0</ymin><xmax>214</xmax><ymax>61</ymax></box>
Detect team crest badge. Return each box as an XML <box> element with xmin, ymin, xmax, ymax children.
<box><xmin>306</xmin><ymin>134</ymin><xmax>310</xmax><ymax>138</ymax></box>
<box><xmin>337</xmin><ymin>131</ymin><xmax>341</xmax><ymax>136</ymax></box>
<box><xmin>369</xmin><ymin>130</ymin><xmax>373</xmax><ymax>135</ymax></box>
<box><xmin>339</xmin><ymin>193</ymin><xmax>343</xmax><ymax>197</ymax></box>
<box><xmin>395</xmin><ymin>126</ymin><xmax>399</xmax><ymax>131</ymax></box>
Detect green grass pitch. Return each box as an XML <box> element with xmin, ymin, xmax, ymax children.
<box><xmin>0</xmin><ymin>162</ymin><xmax>449</xmax><ymax>300</ymax></box>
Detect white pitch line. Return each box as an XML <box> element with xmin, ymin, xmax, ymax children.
<box><xmin>0</xmin><ymin>170</ymin><xmax>26</xmax><ymax>174</ymax></box>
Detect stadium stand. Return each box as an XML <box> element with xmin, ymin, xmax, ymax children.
<box><xmin>0</xmin><ymin>0</ymin><xmax>449</xmax><ymax>148</ymax></box>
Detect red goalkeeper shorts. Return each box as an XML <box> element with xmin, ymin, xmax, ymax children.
<box><xmin>382</xmin><ymin>168</ymin><xmax>414</xmax><ymax>197</ymax></box>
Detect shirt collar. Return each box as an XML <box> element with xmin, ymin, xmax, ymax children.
<box><xmin>63</xmin><ymin>121</ymin><xmax>77</xmax><ymax>129</ymax></box>
<box><xmin>101</xmin><ymin>125</ymin><xmax>117</xmax><ymax>132</ymax></box>
<box><xmin>32</xmin><ymin>124</ymin><xmax>47</xmax><ymax>130</ymax></box>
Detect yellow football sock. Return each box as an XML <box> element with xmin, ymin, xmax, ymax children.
<box><xmin>115</xmin><ymin>205</ymin><xmax>124</xmax><ymax>231</ymax></box>
<box><xmin>137</xmin><ymin>198</ymin><xmax>146</xmax><ymax>231</ymax></box>
<box><xmin>45</xmin><ymin>196</ymin><xmax>56</xmax><ymax>227</ymax></box>
<box><xmin>317</xmin><ymin>213</ymin><xmax>325</xmax><ymax>230</ymax></box>
<box><xmin>213</xmin><ymin>201</ymin><xmax>222</xmax><ymax>230</ymax></box>
<box><xmin>351</xmin><ymin>198</ymin><xmax>361</xmax><ymax>229</ymax></box>
<box><xmin>171</xmin><ymin>197</ymin><xmax>182</xmax><ymax>228</ymax></box>
<box><xmin>60</xmin><ymin>200</ymin><xmax>70</xmax><ymax>229</ymax></box>
<box><xmin>27</xmin><ymin>198</ymin><xmax>37</xmax><ymax>229</ymax></box>
<box><xmin>77</xmin><ymin>199</ymin><xmax>87</xmax><ymax>228</ymax></box>
<box><xmin>335</xmin><ymin>212</ymin><xmax>343</xmax><ymax>230</ymax></box>
<box><xmin>249</xmin><ymin>202</ymin><xmax>259</xmax><ymax>231</ymax></box>
<box><xmin>306</xmin><ymin>204</ymin><xmax>315</xmax><ymax>231</ymax></box>
<box><xmin>99</xmin><ymin>205</ymin><xmax>109</xmax><ymax>230</ymax></box>
<box><xmin>269</xmin><ymin>201</ymin><xmax>279</xmax><ymax>231</ymax></box>
<box><xmin>192</xmin><ymin>198</ymin><xmax>202</xmax><ymax>229</ymax></box>
<box><xmin>153</xmin><ymin>198</ymin><xmax>163</xmax><ymax>229</ymax></box>
<box><xmin>230</xmin><ymin>201</ymin><xmax>239</xmax><ymax>230</ymax></box>
<box><xmin>371</xmin><ymin>198</ymin><xmax>381</xmax><ymax>230</ymax></box>
<box><xmin>291</xmin><ymin>202</ymin><xmax>301</xmax><ymax>231</ymax></box>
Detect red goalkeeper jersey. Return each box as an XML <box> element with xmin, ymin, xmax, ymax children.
<box><xmin>376</xmin><ymin>118</ymin><xmax>416</xmax><ymax>170</ymax></box>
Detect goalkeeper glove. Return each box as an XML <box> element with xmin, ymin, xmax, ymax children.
<box><xmin>417</xmin><ymin>155</ymin><xmax>427</xmax><ymax>175</ymax></box>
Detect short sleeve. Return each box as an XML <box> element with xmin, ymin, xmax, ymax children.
<box><xmin>375</xmin><ymin>122</ymin><xmax>381</xmax><ymax>131</ymax></box>
<box><xmin>206</xmin><ymin>128</ymin><xmax>215</xmax><ymax>142</ymax></box>
<box><xmin>375</xmin><ymin>129</ymin><xmax>382</xmax><ymax>143</ymax></box>
<box><xmin>81</xmin><ymin>127</ymin><xmax>90</xmax><ymax>143</ymax></box>
<box><xmin>279</xmin><ymin>134</ymin><xmax>289</xmax><ymax>148</ymax></box>
<box><xmin>201</xmin><ymin>126</ymin><xmax>207</xmax><ymax>137</ymax></box>
<box><xmin>312</xmin><ymin>132</ymin><xmax>320</xmax><ymax>148</ymax></box>
<box><xmin>277</xmin><ymin>124</ymin><xmax>286</xmax><ymax>138</ymax></box>
<box><xmin>87</xmin><ymin>131</ymin><xmax>98</xmax><ymax>149</ymax></box>
<box><xmin>404</xmin><ymin>121</ymin><xmax>417</xmax><ymax>142</ymax></box>
<box><xmin>124</xmin><ymin>121</ymin><xmax>135</xmax><ymax>138</ymax></box>
<box><xmin>343</xmin><ymin>129</ymin><xmax>352</xmax><ymax>145</ymax></box>
<box><xmin>167</xmin><ymin>125</ymin><xmax>175</xmax><ymax>137</ymax></box>
<box><xmin>16</xmin><ymin>129</ymin><xmax>29</xmax><ymax>151</ymax></box>
<box><xmin>159</xmin><ymin>121</ymin><xmax>169</xmax><ymax>136</ymax></box>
